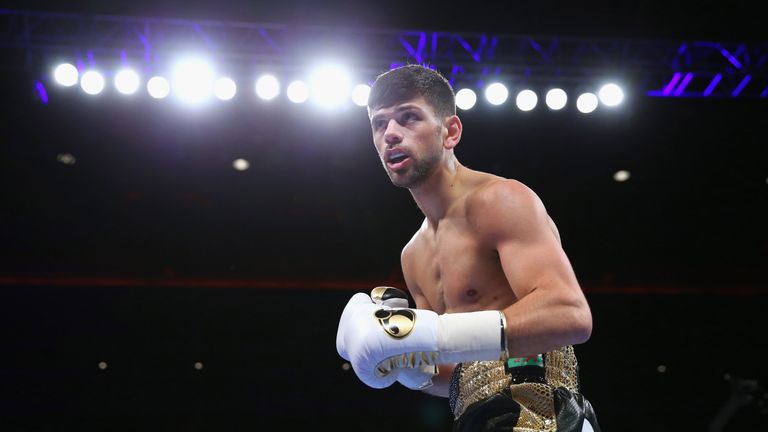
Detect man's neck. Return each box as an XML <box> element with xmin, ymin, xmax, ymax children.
<box><xmin>409</xmin><ymin>159</ymin><xmax>467</xmax><ymax>229</ymax></box>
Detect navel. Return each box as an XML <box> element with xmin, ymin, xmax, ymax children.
<box><xmin>466</xmin><ymin>289</ymin><xmax>477</xmax><ymax>297</ymax></box>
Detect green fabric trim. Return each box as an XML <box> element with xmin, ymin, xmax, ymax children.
<box><xmin>506</xmin><ymin>354</ymin><xmax>544</xmax><ymax>368</ymax></box>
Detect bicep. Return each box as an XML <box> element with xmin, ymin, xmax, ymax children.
<box><xmin>497</xmin><ymin>228</ymin><xmax>579</xmax><ymax>300</ymax></box>
<box><xmin>482</xmin><ymin>184</ymin><xmax>579</xmax><ymax>300</ymax></box>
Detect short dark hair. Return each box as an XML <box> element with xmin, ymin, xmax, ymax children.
<box><xmin>367</xmin><ymin>64</ymin><xmax>456</xmax><ymax>119</ymax></box>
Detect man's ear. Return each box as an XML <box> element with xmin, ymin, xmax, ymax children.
<box><xmin>443</xmin><ymin>115</ymin><xmax>462</xmax><ymax>150</ymax></box>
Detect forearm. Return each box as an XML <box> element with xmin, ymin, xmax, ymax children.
<box><xmin>422</xmin><ymin>297</ymin><xmax>590</xmax><ymax>397</ymax></box>
<box><xmin>503</xmin><ymin>288</ymin><xmax>592</xmax><ymax>357</ymax></box>
<box><xmin>419</xmin><ymin>293</ymin><xmax>591</xmax><ymax>396</ymax></box>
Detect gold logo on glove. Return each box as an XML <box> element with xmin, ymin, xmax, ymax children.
<box><xmin>374</xmin><ymin>308</ymin><xmax>416</xmax><ymax>339</ymax></box>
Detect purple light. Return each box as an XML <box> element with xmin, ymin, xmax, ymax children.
<box><xmin>192</xmin><ymin>23</ymin><xmax>216</xmax><ymax>49</ymax></box>
<box><xmin>719</xmin><ymin>47</ymin><xmax>743</xmax><ymax>69</ymax></box>
<box><xmin>528</xmin><ymin>38</ymin><xmax>551</xmax><ymax>62</ymax></box>
<box><xmin>416</xmin><ymin>33</ymin><xmax>426</xmax><ymax>63</ymax></box>
<box><xmin>138</xmin><ymin>32</ymin><xmax>152</xmax><ymax>64</ymax></box>
<box><xmin>448</xmin><ymin>64</ymin><xmax>464</xmax><ymax>87</ymax></box>
<box><xmin>761</xmin><ymin>86</ymin><xmax>768</xmax><ymax>98</ymax></box>
<box><xmin>731</xmin><ymin>75</ymin><xmax>751</xmax><ymax>97</ymax></box>
<box><xmin>258</xmin><ymin>28</ymin><xmax>281</xmax><ymax>53</ymax></box>
<box><xmin>673</xmin><ymin>72</ymin><xmax>694</xmax><ymax>96</ymax></box>
<box><xmin>455</xmin><ymin>35</ymin><xmax>484</xmax><ymax>62</ymax></box>
<box><xmin>677</xmin><ymin>43</ymin><xmax>687</xmax><ymax>55</ymax></box>
<box><xmin>703</xmin><ymin>73</ymin><xmax>722</xmax><ymax>96</ymax></box>
<box><xmin>34</xmin><ymin>81</ymin><xmax>48</xmax><ymax>105</ymax></box>
<box><xmin>487</xmin><ymin>36</ymin><xmax>499</xmax><ymax>58</ymax></box>
<box><xmin>530</xmin><ymin>39</ymin><xmax>542</xmax><ymax>52</ymax></box>
<box><xmin>399</xmin><ymin>32</ymin><xmax>426</xmax><ymax>63</ymax></box>
<box><xmin>662</xmin><ymin>72</ymin><xmax>682</xmax><ymax>96</ymax></box>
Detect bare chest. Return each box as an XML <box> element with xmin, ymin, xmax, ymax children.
<box><xmin>411</xmin><ymin>224</ymin><xmax>513</xmax><ymax>313</ymax></box>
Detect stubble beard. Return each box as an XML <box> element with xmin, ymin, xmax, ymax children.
<box><xmin>386</xmin><ymin>148</ymin><xmax>442</xmax><ymax>189</ymax></box>
<box><xmin>383</xmin><ymin>125</ymin><xmax>445</xmax><ymax>189</ymax></box>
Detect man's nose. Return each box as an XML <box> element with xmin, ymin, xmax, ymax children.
<box><xmin>384</xmin><ymin>119</ymin><xmax>403</xmax><ymax>145</ymax></box>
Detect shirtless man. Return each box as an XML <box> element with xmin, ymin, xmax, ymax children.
<box><xmin>336</xmin><ymin>64</ymin><xmax>600</xmax><ymax>431</ymax></box>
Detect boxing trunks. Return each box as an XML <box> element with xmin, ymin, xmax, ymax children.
<box><xmin>449</xmin><ymin>345</ymin><xmax>600</xmax><ymax>432</ymax></box>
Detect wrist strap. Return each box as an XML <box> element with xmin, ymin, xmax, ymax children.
<box><xmin>438</xmin><ymin>310</ymin><xmax>509</xmax><ymax>363</ymax></box>
<box><xmin>499</xmin><ymin>311</ymin><xmax>509</xmax><ymax>361</ymax></box>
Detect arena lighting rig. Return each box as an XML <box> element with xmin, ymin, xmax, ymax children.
<box><xmin>2</xmin><ymin>9</ymin><xmax>767</xmax><ymax>111</ymax></box>
<box><xmin>46</xmin><ymin>57</ymin><xmax>626</xmax><ymax>113</ymax></box>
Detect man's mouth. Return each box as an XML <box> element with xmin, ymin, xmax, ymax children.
<box><xmin>386</xmin><ymin>151</ymin><xmax>411</xmax><ymax>170</ymax></box>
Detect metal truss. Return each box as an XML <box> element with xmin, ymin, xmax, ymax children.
<box><xmin>1</xmin><ymin>9</ymin><xmax>766</xmax><ymax>99</ymax></box>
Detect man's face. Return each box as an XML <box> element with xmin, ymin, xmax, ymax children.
<box><xmin>369</xmin><ymin>96</ymin><xmax>444</xmax><ymax>189</ymax></box>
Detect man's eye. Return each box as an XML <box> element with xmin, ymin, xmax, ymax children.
<box><xmin>402</xmin><ymin>112</ymin><xmax>417</xmax><ymax>121</ymax></box>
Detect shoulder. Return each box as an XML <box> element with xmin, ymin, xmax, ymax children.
<box><xmin>468</xmin><ymin>178</ymin><xmax>545</xmax><ymax>218</ymax></box>
<box><xmin>466</xmin><ymin>178</ymin><xmax>548</xmax><ymax>239</ymax></box>
<box><xmin>400</xmin><ymin>218</ymin><xmax>428</xmax><ymax>265</ymax></box>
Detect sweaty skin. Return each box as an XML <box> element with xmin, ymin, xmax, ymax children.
<box><xmin>370</xmin><ymin>96</ymin><xmax>592</xmax><ymax>397</ymax></box>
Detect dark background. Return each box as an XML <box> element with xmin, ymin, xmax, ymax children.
<box><xmin>1</xmin><ymin>1</ymin><xmax>766</xmax><ymax>431</ymax></box>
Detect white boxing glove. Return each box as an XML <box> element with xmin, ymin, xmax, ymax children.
<box><xmin>336</xmin><ymin>290</ymin><xmax>508</xmax><ymax>389</ymax></box>
<box><xmin>371</xmin><ymin>287</ymin><xmax>437</xmax><ymax>390</ymax></box>
<box><xmin>393</xmin><ymin>362</ymin><xmax>438</xmax><ymax>390</ymax></box>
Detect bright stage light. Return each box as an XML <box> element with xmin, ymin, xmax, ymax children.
<box><xmin>233</xmin><ymin>158</ymin><xmax>250</xmax><ymax>171</ymax></box>
<box><xmin>598</xmin><ymin>83</ymin><xmax>624</xmax><ymax>107</ymax></box>
<box><xmin>352</xmin><ymin>84</ymin><xmax>371</xmax><ymax>107</ymax></box>
<box><xmin>545</xmin><ymin>88</ymin><xmax>568</xmax><ymax>110</ymax></box>
<box><xmin>56</xmin><ymin>153</ymin><xmax>76</xmax><ymax>165</ymax></box>
<box><xmin>455</xmin><ymin>88</ymin><xmax>477</xmax><ymax>110</ymax></box>
<box><xmin>576</xmin><ymin>92</ymin><xmax>599</xmax><ymax>113</ymax></box>
<box><xmin>171</xmin><ymin>57</ymin><xmax>215</xmax><ymax>105</ymax></box>
<box><xmin>147</xmin><ymin>76</ymin><xmax>171</xmax><ymax>99</ymax></box>
<box><xmin>53</xmin><ymin>63</ymin><xmax>78</xmax><ymax>87</ymax></box>
<box><xmin>484</xmin><ymin>82</ymin><xmax>509</xmax><ymax>106</ymax></box>
<box><xmin>80</xmin><ymin>70</ymin><xmax>105</xmax><ymax>95</ymax></box>
<box><xmin>255</xmin><ymin>74</ymin><xmax>280</xmax><ymax>100</ymax></box>
<box><xmin>114</xmin><ymin>68</ymin><xmax>140</xmax><ymax>95</ymax></box>
<box><xmin>515</xmin><ymin>89</ymin><xmax>538</xmax><ymax>111</ymax></box>
<box><xmin>214</xmin><ymin>77</ymin><xmax>237</xmax><ymax>100</ymax></box>
<box><xmin>287</xmin><ymin>80</ymin><xmax>309</xmax><ymax>104</ymax></box>
<box><xmin>309</xmin><ymin>64</ymin><xmax>351</xmax><ymax>109</ymax></box>
<box><xmin>613</xmin><ymin>170</ymin><xmax>631</xmax><ymax>182</ymax></box>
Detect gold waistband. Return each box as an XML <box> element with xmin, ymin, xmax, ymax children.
<box><xmin>450</xmin><ymin>360</ymin><xmax>511</xmax><ymax>419</ymax></box>
<box><xmin>450</xmin><ymin>345</ymin><xmax>581</xmax><ymax>430</ymax></box>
